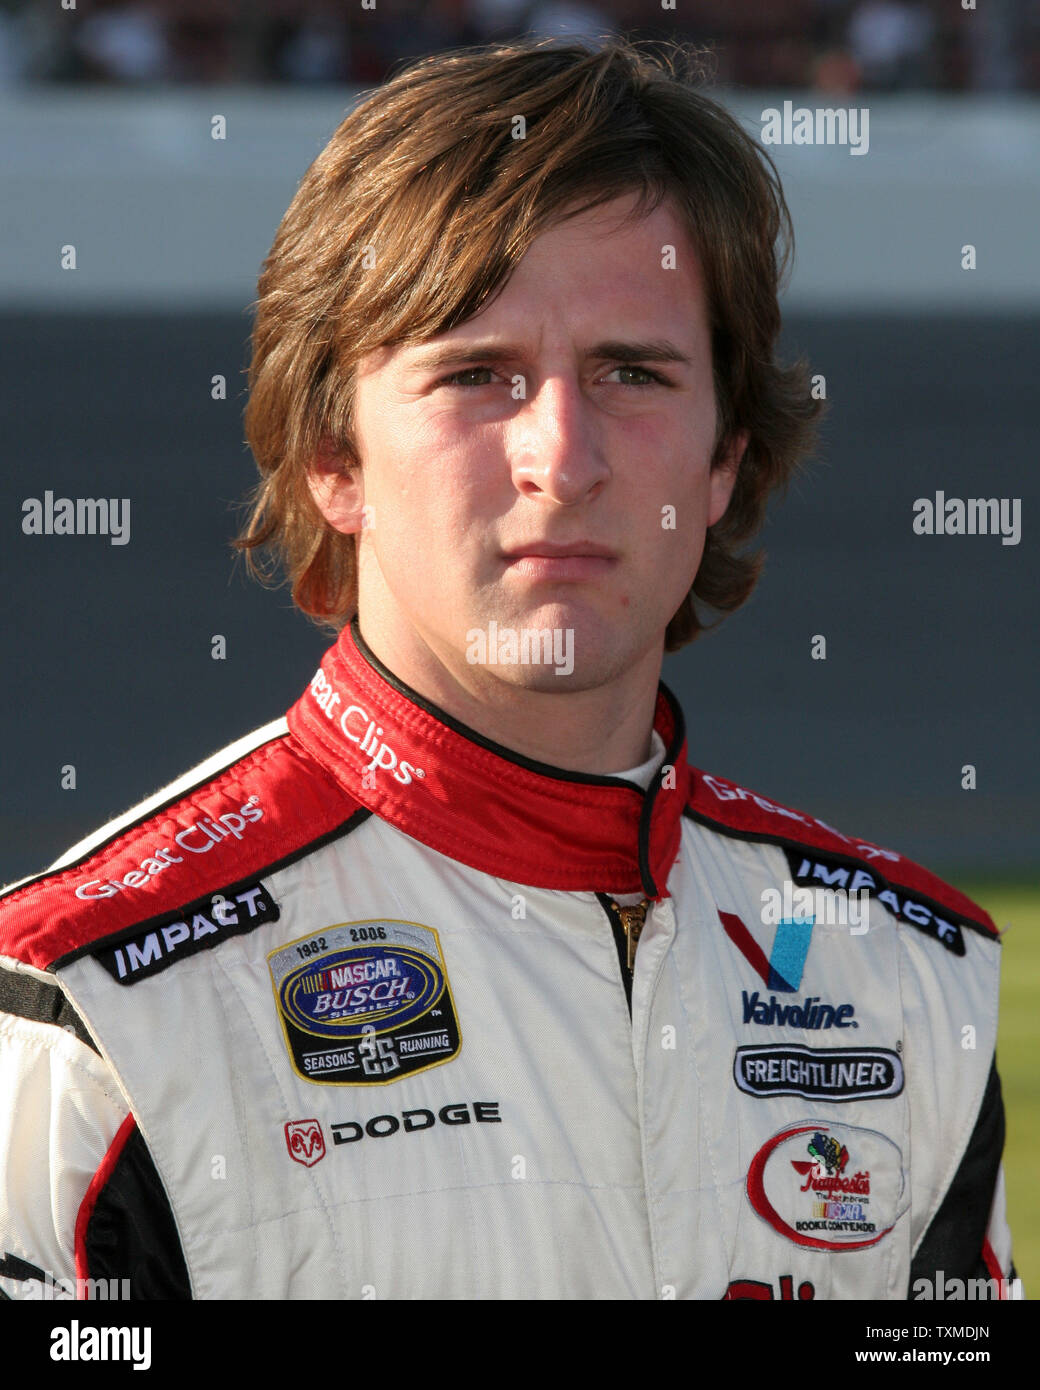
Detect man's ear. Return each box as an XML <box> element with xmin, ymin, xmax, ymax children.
<box><xmin>707</xmin><ymin>428</ymin><xmax>748</xmax><ymax>528</ymax></box>
<box><xmin>306</xmin><ymin>439</ymin><xmax>364</xmax><ymax>535</ymax></box>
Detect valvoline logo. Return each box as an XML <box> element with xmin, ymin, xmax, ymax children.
<box><xmin>720</xmin><ymin>910</ymin><xmax>815</xmax><ymax>992</ymax></box>
<box><xmin>279</xmin><ymin>944</ymin><xmax>443</xmax><ymax>1041</ymax></box>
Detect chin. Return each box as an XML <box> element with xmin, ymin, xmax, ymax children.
<box><xmin>460</xmin><ymin>603</ymin><xmax>659</xmax><ymax>689</ymax></box>
<box><xmin>480</xmin><ymin>637</ymin><xmax>634</xmax><ymax>693</ymax></box>
<box><xmin>491</xmin><ymin>664</ymin><xmax>585</xmax><ymax>693</ymax></box>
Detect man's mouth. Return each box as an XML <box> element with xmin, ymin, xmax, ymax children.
<box><xmin>501</xmin><ymin>541</ymin><xmax>618</xmax><ymax>581</ymax></box>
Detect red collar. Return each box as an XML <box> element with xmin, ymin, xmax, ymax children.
<box><xmin>286</xmin><ymin>621</ymin><xmax>689</xmax><ymax>897</ymax></box>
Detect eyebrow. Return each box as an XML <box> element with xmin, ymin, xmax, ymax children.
<box><xmin>406</xmin><ymin>339</ymin><xmax>693</xmax><ymax>373</ymax></box>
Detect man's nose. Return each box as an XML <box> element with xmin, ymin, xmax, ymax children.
<box><xmin>507</xmin><ymin>374</ymin><xmax>610</xmax><ymax>505</ymax></box>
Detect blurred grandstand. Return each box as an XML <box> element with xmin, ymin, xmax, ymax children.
<box><xmin>0</xmin><ymin>0</ymin><xmax>1035</xmax><ymax>92</ymax></box>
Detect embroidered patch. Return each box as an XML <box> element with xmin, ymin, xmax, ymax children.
<box><xmin>746</xmin><ymin>1121</ymin><xmax>907</xmax><ymax>1251</ymax></box>
<box><xmin>268</xmin><ymin>920</ymin><xmax>461</xmax><ymax>1085</ymax></box>
<box><xmin>783</xmin><ymin>850</ymin><xmax>966</xmax><ymax>955</ymax></box>
<box><xmin>95</xmin><ymin>882</ymin><xmax>279</xmax><ymax>985</ymax></box>
<box><xmin>734</xmin><ymin>1045</ymin><xmax>904</xmax><ymax>1101</ymax></box>
<box><xmin>719</xmin><ymin>910</ymin><xmax>818</xmax><ymax>993</ymax></box>
<box><xmin>285</xmin><ymin>1119</ymin><xmax>326</xmax><ymax>1167</ymax></box>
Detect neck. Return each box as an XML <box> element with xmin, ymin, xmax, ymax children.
<box><xmin>354</xmin><ymin>615</ymin><xmax>660</xmax><ymax>775</ymax></box>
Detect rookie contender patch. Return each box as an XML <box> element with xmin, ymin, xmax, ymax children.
<box><xmin>268</xmin><ymin>920</ymin><xmax>461</xmax><ymax>1085</ymax></box>
<box><xmin>746</xmin><ymin>1120</ymin><xmax>907</xmax><ymax>1252</ymax></box>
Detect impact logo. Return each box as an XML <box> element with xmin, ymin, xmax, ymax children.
<box><xmin>93</xmin><ymin>882</ymin><xmax>279</xmax><ymax>985</ymax></box>
<box><xmin>268</xmin><ymin>920</ymin><xmax>461</xmax><ymax>1086</ymax></box>
<box><xmin>746</xmin><ymin>1121</ymin><xmax>907</xmax><ymax>1251</ymax></box>
<box><xmin>720</xmin><ymin>909</ymin><xmax>857</xmax><ymax>1029</ymax></box>
<box><xmin>784</xmin><ymin>850</ymin><xmax>967</xmax><ymax>956</ymax></box>
<box><xmin>285</xmin><ymin>1119</ymin><xmax>326</xmax><ymax>1167</ymax></box>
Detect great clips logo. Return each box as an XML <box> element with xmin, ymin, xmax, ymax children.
<box><xmin>719</xmin><ymin>909</ymin><xmax>857</xmax><ymax>1030</ymax></box>
<box><xmin>75</xmin><ymin>798</ymin><xmax>265</xmax><ymax>900</ymax></box>
<box><xmin>309</xmin><ymin>669</ymin><xmax>424</xmax><ymax>785</ymax></box>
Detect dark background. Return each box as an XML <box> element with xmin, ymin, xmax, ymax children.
<box><xmin>1</xmin><ymin>308</ymin><xmax>1035</xmax><ymax>883</ymax></box>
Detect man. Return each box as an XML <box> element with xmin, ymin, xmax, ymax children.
<box><xmin>0</xmin><ymin>37</ymin><xmax>1015</xmax><ymax>1300</ymax></box>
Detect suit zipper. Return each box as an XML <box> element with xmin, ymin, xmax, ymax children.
<box><xmin>596</xmin><ymin>894</ymin><xmax>650</xmax><ymax>1014</ymax></box>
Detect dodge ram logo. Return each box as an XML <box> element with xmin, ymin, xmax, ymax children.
<box><xmin>285</xmin><ymin>1119</ymin><xmax>326</xmax><ymax>1167</ymax></box>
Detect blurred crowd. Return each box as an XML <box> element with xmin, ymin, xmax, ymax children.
<box><xmin>0</xmin><ymin>0</ymin><xmax>1034</xmax><ymax>91</ymax></box>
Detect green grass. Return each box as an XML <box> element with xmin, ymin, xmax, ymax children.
<box><xmin>959</xmin><ymin>881</ymin><xmax>1039</xmax><ymax>1297</ymax></box>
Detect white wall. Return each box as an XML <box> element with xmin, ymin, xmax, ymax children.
<box><xmin>1</xmin><ymin>88</ymin><xmax>1037</xmax><ymax>310</ymax></box>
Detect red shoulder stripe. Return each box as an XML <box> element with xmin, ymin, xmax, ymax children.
<box><xmin>0</xmin><ymin>735</ymin><xmax>364</xmax><ymax>970</ymax></box>
<box><xmin>75</xmin><ymin>1113</ymin><xmax>136</xmax><ymax>1290</ymax></box>
<box><xmin>981</xmin><ymin>1239</ymin><xmax>1009</xmax><ymax>1294</ymax></box>
<box><xmin>687</xmin><ymin>768</ymin><xmax>997</xmax><ymax>938</ymax></box>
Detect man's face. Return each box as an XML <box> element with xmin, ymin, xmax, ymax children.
<box><xmin>319</xmin><ymin>193</ymin><xmax>743</xmax><ymax>694</ymax></box>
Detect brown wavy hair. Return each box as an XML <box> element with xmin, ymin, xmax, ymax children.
<box><xmin>237</xmin><ymin>35</ymin><xmax>820</xmax><ymax>651</ymax></box>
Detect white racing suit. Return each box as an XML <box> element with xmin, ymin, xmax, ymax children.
<box><xmin>0</xmin><ymin>620</ymin><xmax>1017</xmax><ymax>1300</ymax></box>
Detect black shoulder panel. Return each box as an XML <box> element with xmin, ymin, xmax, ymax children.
<box><xmin>85</xmin><ymin>1125</ymin><xmax>192</xmax><ymax>1300</ymax></box>
<box><xmin>0</xmin><ymin>967</ymin><xmax>98</xmax><ymax>1054</ymax></box>
<box><xmin>908</xmin><ymin>1056</ymin><xmax>1005</xmax><ymax>1293</ymax></box>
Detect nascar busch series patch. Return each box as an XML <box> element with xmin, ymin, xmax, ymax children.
<box><xmin>746</xmin><ymin>1121</ymin><xmax>907</xmax><ymax>1251</ymax></box>
<box><xmin>734</xmin><ymin>1045</ymin><xmax>904</xmax><ymax>1101</ymax></box>
<box><xmin>268</xmin><ymin>920</ymin><xmax>461</xmax><ymax>1085</ymax></box>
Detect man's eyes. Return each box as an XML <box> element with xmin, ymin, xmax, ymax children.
<box><xmin>438</xmin><ymin>366</ymin><xmax>498</xmax><ymax>387</ymax></box>
<box><xmin>437</xmin><ymin>364</ymin><xmax>669</xmax><ymax>388</ymax></box>
<box><xmin>605</xmin><ymin>365</ymin><xmax>669</xmax><ymax>387</ymax></box>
